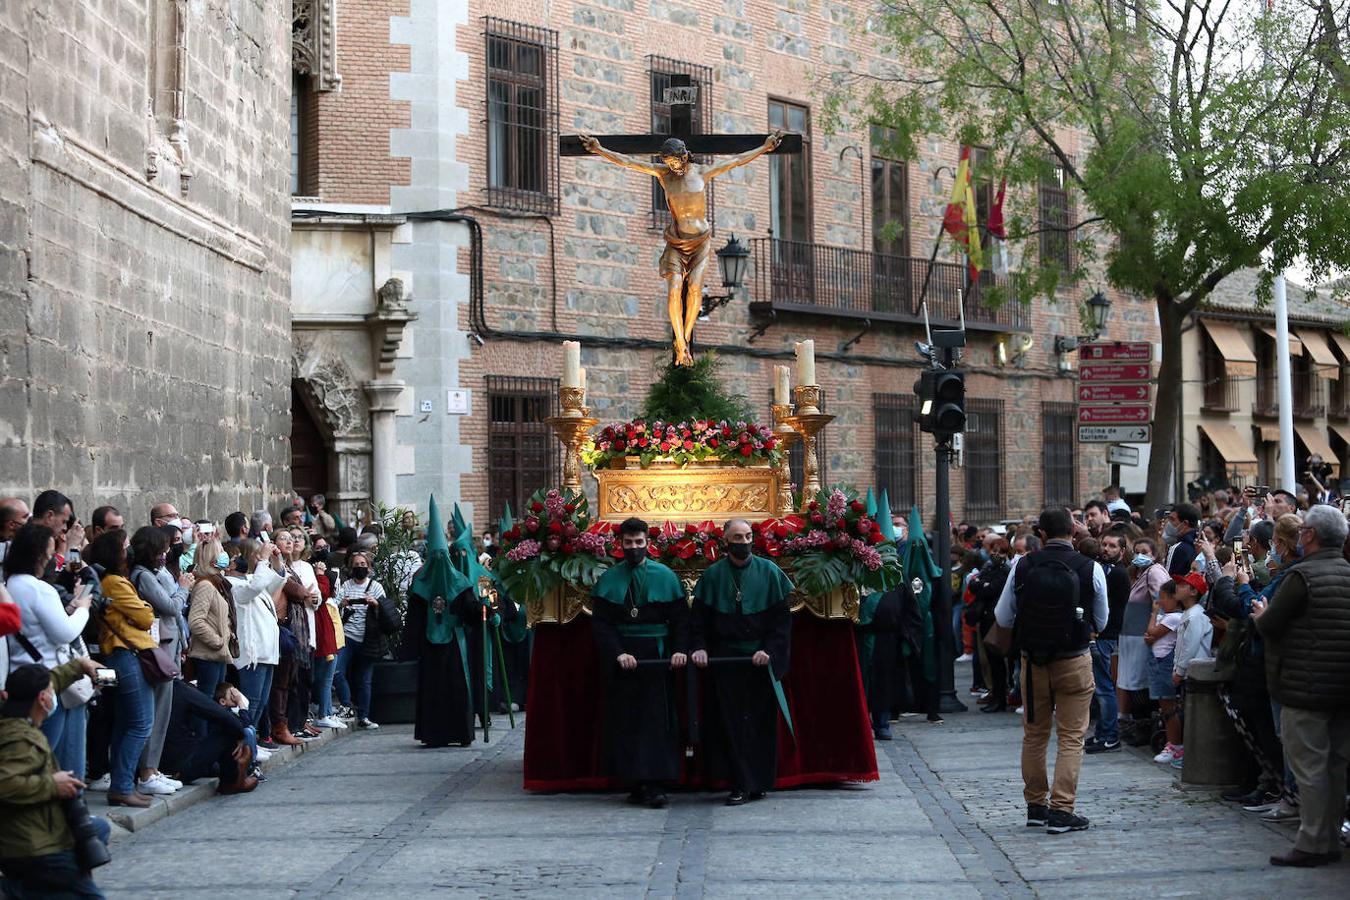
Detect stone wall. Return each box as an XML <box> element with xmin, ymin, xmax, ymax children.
<box><xmin>0</xmin><ymin>1</ymin><xmax>292</xmax><ymax>520</ymax></box>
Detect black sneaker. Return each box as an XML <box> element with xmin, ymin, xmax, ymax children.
<box><xmin>1046</xmin><ymin>809</ymin><xmax>1090</xmax><ymax>834</ymax></box>
<box><xmin>1222</xmin><ymin>785</ymin><xmax>1259</xmax><ymax>803</ymax></box>
<box><xmin>726</xmin><ymin>790</ymin><xmax>748</xmax><ymax>806</ymax></box>
<box><xmin>1086</xmin><ymin>739</ymin><xmax>1121</xmax><ymax>754</ymax></box>
<box><xmin>1027</xmin><ymin>804</ymin><xmax>1049</xmax><ymax>827</ymax></box>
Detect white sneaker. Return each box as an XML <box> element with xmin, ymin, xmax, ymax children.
<box><xmin>1261</xmin><ymin>800</ymin><xmax>1300</xmax><ymax>823</ymax></box>
<box><xmin>87</xmin><ymin>774</ymin><xmax>110</xmax><ymax>792</ymax></box>
<box><xmin>136</xmin><ymin>774</ymin><xmax>177</xmax><ymax>795</ymax></box>
<box><xmin>357</xmin><ymin>718</ymin><xmax>380</xmax><ymax>730</ymax></box>
<box><xmin>254</xmin><ymin>747</ymin><xmax>274</xmax><ymax>762</ymax></box>
<box><xmin>1153</xmin><ymin>744</ymin><xmax>1180</xmax><ymax>764</ymax></box>
<box><xmin>956</xmin><ymin>653</ymin><xmax>973</xmax><ymax>663</ymax></box>
<box><xmin>315</xmin><ymin>716</ymin><xmax>348</xmax><ymax>729</ymax></box>
<box><xmin>158</xmin><ymin>774</ymin><xmax>182</xmax><ymax>790</ymax></box>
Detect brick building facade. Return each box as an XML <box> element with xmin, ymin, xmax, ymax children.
<box><xmin>1</xmin><ymin>1</ymin><xmax>292</xmax><ymax>518</ymax></box>
<box><xmin>292</xmin><ymin>0</ymin><xmax>1158</xmax><ymax>529</ymax></box>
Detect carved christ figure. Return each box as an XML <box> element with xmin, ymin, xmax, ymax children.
<box><xmin>578</xmin><ymin>130</ymin><xmax>784</xmax><ymax>366</ymax></box>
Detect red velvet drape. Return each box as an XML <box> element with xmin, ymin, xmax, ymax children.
<box><xmin>522</xmin><ymin>612</ymin><xmax>878</xmax><ymax>791</ymax></box>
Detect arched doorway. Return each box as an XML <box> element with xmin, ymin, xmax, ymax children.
<box><xmin>291</xmin><ymin>381</ymin><xmax>330</xmax><ymax>499</ymax></box>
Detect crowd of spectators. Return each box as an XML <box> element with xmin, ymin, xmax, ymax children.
<box><xmin>0</xmin><ymin>491</ymin><xmax>408</xmax><ymax>896</ymax></box>
<box><xmin>953</xmin><ymin>476</ymin><xmax>1350</xmax><ymax>865</ymax></box>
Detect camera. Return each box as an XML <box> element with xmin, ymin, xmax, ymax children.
<box><xmin>94</xmin><ymin>667</ymin><xmax>118</xmax><ymax>688</ymax></box>
<box><xmin>62</xmin><ymin>796</ymin><xmax>111</xmax><ymax>870</ymax></box>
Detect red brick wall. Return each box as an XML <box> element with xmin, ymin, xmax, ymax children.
<box><xmin>303</xmin><ymin>0</ymin><xmax>412</xmax><ymax>204</ymax></box>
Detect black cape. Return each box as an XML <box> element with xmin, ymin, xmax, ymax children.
<box><xmin>590</xmin><ymin>560</ymin><xmax>689</xmax><ymax>786</ymax></box>
<box><xmin>691</xmin><ymin>557</ymin><xmax>793</xmax><ymax>794</ymax></box>
<box><xmin>404</xmin><ymin>586</ymin><xmax>477</xmax><ymax>747</ymax></box>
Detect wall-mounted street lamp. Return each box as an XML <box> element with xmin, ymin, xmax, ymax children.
<box><xmin>699</xmin><ymin>235</ymin><xmax>750</xmax><ymax>319</ymax></box>
<box><xmin>1054</xmin><ymin>291</ymin><xmax>1113</xmax><ymax>370</ymax></box>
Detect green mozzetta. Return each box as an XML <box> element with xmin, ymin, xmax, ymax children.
<box><xmin>410</xmin><ymin>496</ymin><xmax>473</xmax><ymax>645</ymax></box>
<box><xmin>693</xmin><ymin>556</ymin><xmax>793</xmax><ymax>615</ymax></box>
<box><xmin>591</xmin><ymin>558</ymin><xmax>685</xmax><ymax>608</ymax></box>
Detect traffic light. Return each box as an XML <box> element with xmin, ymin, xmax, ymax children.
<box><xmin>912</xmin><ymin>369</ymin><xmax>966</xmax><ymax>435</ymax></box>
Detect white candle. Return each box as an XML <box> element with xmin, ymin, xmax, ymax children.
<box><xmin>774</xmin><ymin>365</ymin><xmax>791</xmax><ymax>405</ymax></box>
<box><xmin>795</xmin><ymin>339</ymin><xmax>816</xmax><ymax>386</ymax></box>
<box><xmin>562</xmin><ymin>341</ymin><xmax>581</xmax><ymax>388</ymax></box>
<box><xmin>578</xmin><ymin>367</ymin><xmax>587</xmax><ymax>404</ymax></box>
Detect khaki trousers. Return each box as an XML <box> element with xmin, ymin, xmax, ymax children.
<box><xmin>1020</xmin><ymin>653</ymin><xmax>1094</xmax><ymax>811</ymax></box>
<box><xmin>1280</xmin><ymin>705</ymin><xmax>1350</xmax><ymax>855</ymax></box>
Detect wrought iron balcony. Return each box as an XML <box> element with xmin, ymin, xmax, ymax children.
<box><xmin>749</xmin><ymin>238</ymin><xmax>1028</xmax><ymax>332</ymax></box>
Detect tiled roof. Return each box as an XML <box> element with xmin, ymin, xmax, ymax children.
<box><xmin>1199</xmin><ymin>267</ymin><xmax>1349</xmax><ymax>328</ymax></box>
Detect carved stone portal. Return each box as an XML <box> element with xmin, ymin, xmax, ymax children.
<box><xmin>293</xmin><ymin>0</ymin><xmax>342</xmax><ymax>92</ymax></box>
<box><xmin>292</xmin><ymin>338</ymin><xmax>371</xmax><ymax>521</ymax></box>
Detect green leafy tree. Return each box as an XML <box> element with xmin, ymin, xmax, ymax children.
<box><xmin>826</xmin><ymin>0</ymin><xmax>1350</xmax><ymax>508</ymax></box>
<box><xmin>640</xmin><ymin>351</ymin><xmax>753</xmax><ymax>425</ymax></box>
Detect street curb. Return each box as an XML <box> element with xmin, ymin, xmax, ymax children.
<box><xmin>87</xmin><ymin>722</ymin><xmax>353</xmax><ymax>838</ymax></box>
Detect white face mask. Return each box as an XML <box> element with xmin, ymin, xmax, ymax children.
<box><xmin>40</xmin><ymin>689</ymin><xmax>56</xmax><ymax>716</ymax></box>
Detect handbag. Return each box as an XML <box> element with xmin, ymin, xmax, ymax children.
<box><xmin>103</xmin><ymin>613</ymin><xmax>179</xmax><ymax>683</ymax></box>
<box><xmin>9</xmin><ymin>631</ymin><xmax>95</xmax><ymax>708</ymax></box>
<box><xmin>982</xmin><ymin>621</ymin><xmax>1015</xmax><ymax>656</ymax></box>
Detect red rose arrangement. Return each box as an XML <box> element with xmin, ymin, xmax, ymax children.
<box><xmin>583</xmin><ymin>419</ymin><xmax>783</xmax><ymax>470</ymax></box>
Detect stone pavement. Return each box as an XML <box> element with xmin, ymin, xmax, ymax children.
<box><xmin>92</xmin><ymin>696</ymin><xmax>1346</xmax><ymax>898</ymax></box>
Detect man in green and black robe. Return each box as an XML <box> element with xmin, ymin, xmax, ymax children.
<box><xmin>692</xmin><ymin>518</ymin><xmax>794</xmax><ymax>804</ymax></box>
<box><xmin>591</xmin><ymin>516</ymin><xmax>689</xmax><ymax>808</ymax></box>
<box><xmin>404</xmin><ymin>496</ymin><xmax>480</xmax><ymax>747</ymax></box>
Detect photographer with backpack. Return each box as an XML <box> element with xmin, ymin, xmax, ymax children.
<box><xmin>994</xmin><ymin>508</ymin><xmax>1108</xmax><ymax>834</ymax></box>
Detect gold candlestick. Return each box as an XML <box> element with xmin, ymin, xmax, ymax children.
<box><xmin>793</xmin><ymin>383</ymin><xmax>823</xmax><ymax>416</ymax></box>
<box><xmin>788</xmin><ymin>383</ymin><xmax>831</xmax><ymax>507</ymax></box>
<box><xmin>770</xmin><ymin>402</ymin><xmax>798</xmax><ymax>517</ymax></box>
<box><xmin>546</xmin><ymin>414</ymin><xmax>598</xmax><ymax>494</ymax></box>
<box><xmin>546</xmin><ymin>384</ymin><xmax>597</xmax><ymax>492</ymax></box>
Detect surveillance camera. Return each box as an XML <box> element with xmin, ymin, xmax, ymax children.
<box><xmin>915</xmin><ymin>341</ymin><xmax>933</xmax><ymax>361</ymax></box>
<box><xmin>470</xmin><ymin>332</ymin><xmax>485</xmax><ymax>348</ymax></box>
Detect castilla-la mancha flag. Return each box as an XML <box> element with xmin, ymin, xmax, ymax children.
<box><xmin>942</xmin><ymin>146</ymin><xmax>983</xmax><ymax>281</ymax></box>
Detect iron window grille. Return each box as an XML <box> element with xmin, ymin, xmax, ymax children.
<box><xmin>484</xmin><ymin>18</ymin><xmax>559</xmax><ymax>215</ymax></box>
<box><xmin>1041</xmin><ymin>401</ymin><xmax>1077</xmax><ymax>509</ymax></box>
<box><xmin>1038</xmin><ymin>157</ymin><xmax>1074</xmax><ymax>276</ymax></box>
<box><xmin>486</xmin><ymin>375</ymin><xmax>560</xmax><ymax>526</ymax></box>
<box><xmin>964</xmin><ymin>398</ymin><xmax>1004</xmax><ymax>521</ymax></box>
<box><xmin>874</xmin><ymin>393</ymin><xmax>918</xmax><ymax>513</ymax></box>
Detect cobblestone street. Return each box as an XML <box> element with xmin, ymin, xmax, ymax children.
<box><xmin>95</xmin><ymin>677</ymin><xmax>1347</xmax><ymax>898</ymax></box>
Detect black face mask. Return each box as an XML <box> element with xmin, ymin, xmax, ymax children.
<box><xmin>311</xmin><ymin>548</ymin><xmax>329</xmax><ymax>563</ymax></box>
<box><xmin>169</xmin><ymin>544</ymin><xmax>184</xmax><ymax>559</ymax></box>
<box><xmin>623</xmin><ymin>547</ymin><xmax>646</xmax><ymax>567</ymax></box>
<box><xmin>726</xmin><ymin>542</ymin><xmax>752</xmax><ymax>561</ymax></box>
<box><xmin>350</xmin><ymin>566</ymin><xmax>370</xmax><ymax>581</ymax></box>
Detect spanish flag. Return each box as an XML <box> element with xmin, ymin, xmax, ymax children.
<box><xmin>942</xmin><ymin>146</ymin><xmax>983</xmax><ymax>280</ymax></box>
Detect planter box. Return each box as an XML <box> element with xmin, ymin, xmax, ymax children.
<box><xmin>369</xmin><ymin>660</ymin><xmax>418</xmax><ymax>725</ymax></box>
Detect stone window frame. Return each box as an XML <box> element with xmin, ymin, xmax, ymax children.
<box><xmin>483</xmin><ymin>17</ymin><xmax>561</xmax><ymax>215</ymax></box>
<box><xmin>647</xmin><ymin>56</ymin><xmax>714</xmax><ymax>230</ymax></box>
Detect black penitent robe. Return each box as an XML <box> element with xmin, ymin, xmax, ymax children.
<box><xmin>856</xmin><ymin>589</ymin><xmax>905</xmax><ymax>719</ymax></box>
<box><xmin>404</xmin><ymin>587</ymin><xmax>477</xmax><ymax>747</ymax></box>
<box><xmin>691</xmin><ymin>559</ymin><xmax>793</xmax><ymax>795</ymax></box>
<box><xmin>590</xmin><ymin>564</ymin><xmax>689</xmax><ymax>786</ymax></box>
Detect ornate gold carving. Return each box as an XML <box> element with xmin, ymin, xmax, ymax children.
<box><xmin>526</xmin><ymin>583</ymin><xmax>591</xmax><ymax>627</ymax></box>
<box><xmin>770</xmin><ymin>403</ymin><xmax>798</xmax><ymax>517</ymax></box>
<box><xmin>796</xmin><ymin>583</ymin><xmax>860</xmax><ymax>621</ymax></box>
<box><xmin>596</xmin><ymin>464</ymin><xmax>779</xmax><ymax>522</ymax></box>
<box><xmin>545</xmin><ymin>414</ymin><xmax>599</xmax><ymax>494</ymax></box>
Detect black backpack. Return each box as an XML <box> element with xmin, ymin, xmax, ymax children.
<box><xmin>1014</xmin><ymin>557</ymin><xmax>1085</xmax><ymax>665</ymax></box>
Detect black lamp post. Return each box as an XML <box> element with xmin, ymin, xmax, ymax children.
<box><xmin>1086</xmin><ymin>291</ymin><xmax>1112</xmax><ymax>340</ymax></box>
<box><xmin>699</xmin><ymin>235</ymin><xmax>750</xmax><ymax>318</ymax></box>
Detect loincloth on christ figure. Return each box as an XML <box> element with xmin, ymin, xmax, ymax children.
<box><xmin>659</xmin><ymin>223</ymin><xmax>712</xmax><ymax>278</ymax></box>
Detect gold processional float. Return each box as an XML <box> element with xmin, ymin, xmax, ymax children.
<box><xmin>532</xmin><ymin>338</ymin><xmax>861</xmax><ymax>624</ymax></box>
